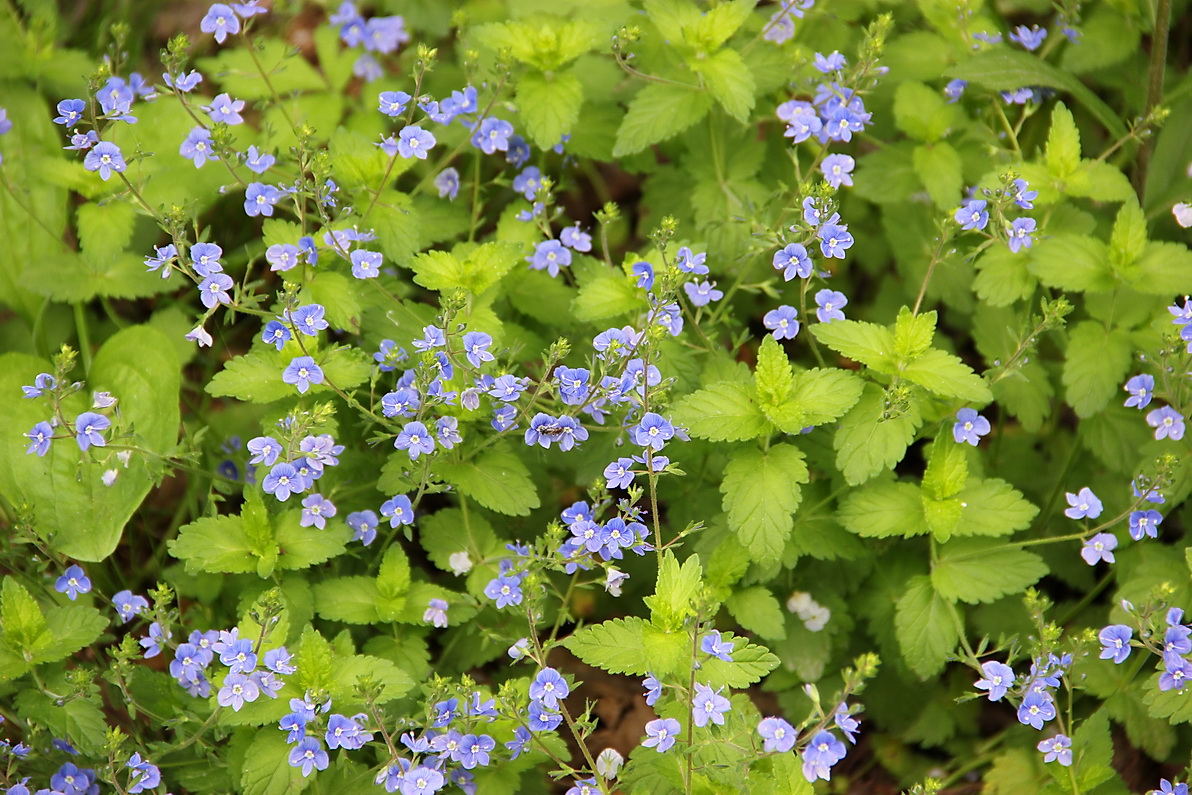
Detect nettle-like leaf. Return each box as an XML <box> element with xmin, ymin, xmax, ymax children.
<box><xmin>670</xmin><ymin>381</ymin><xmax>769</xmax><ymax>441</ymax></box>
<box><xmin>894</xmin><ymin>575</ymin><xmax>958</xmax><ymax>679</ymax></box>
<box><xmin>931</xmin><ymin>538</ymin><xmax>1048</xmax><ymax>604</ymax></box>
<box><xmin>720</xmin><ymin>444</ymin><xmax>809</xmax><ymax>563</ymax></box>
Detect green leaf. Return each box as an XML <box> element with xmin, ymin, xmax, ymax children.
<box><xmin>953</xmin><ymin>478</ymin><xmax>1039</xmax><ymax>537</ymax></box>
<box><xmin>295</xmin><ymin>626</ymin><xmax>334</xmax><ymax>693</ymax></box>
<box><xmin>301</xmin><ymin>272</ymin><xmax>362</xmax><ymax>335</ymax></box>
<box><xmin>646</xmin><ymin>552</ymin><xmax>703</xmax><ymax>630</ymax></box>
<box><xmin>1066</xmin><ymin>159</ymin><xmax>1135</xmax><ymax>202</ymax></box>
<box><xmin>913</xmin><ymin>142</ymin><xmax>963</xmax><ymax>208</ymax></box>
<box><xmin>572</xmin><ymin>268</ymin><xmax>643</xmax><ymax>322</ymax></box>
<box><xmin>1045</xmin><ymin>103</ymin><xmax>1082</xmax><ymax>179</ymax></box>
<box><xmin>433</xmin><ymin>443</ymin><xmax>539</xmax><ymax>516</ymax></box>
<box><xmin>894</xmin><ymin>81</ymin><xmax>962</xmax><ymax>143</ymax></box>
<box><xmin>894</xmin><ymin>308</ymin><xmax>937</xmax><ymax>359</ymax></box>
<box><xmin>1131</xmin><ymin>242</ymin><xmax>1192</xmax><ymax>296</ymax></box>
<box><xmin>696</xmin><ymin>0</ymin><xmax>755</xmax><ymax>49</ymax></box>
<box><xmin>922</xmin><ymin>437</ymin><xmax>969</xmax><ymax>500</ymax></box>
<box><xmin>725</xmin><ymin>587</ymin><xmax>786</xmax><ymax>641</ymax></box>
<box><xmin>901</xmin><ymin>349</ymin><xmax>993</xmax><ymax>402</ymax></box>
<box><xmin>1072</xmin><ymin>708</ymin><xmax>1115</xmax><ymax>789</ymax></box>
<box><xmin>754</xmin><ymin>335</ymin><xmax>794</xmax><ymax>412</ymax></box>
<box><xmin>834</xmin><ymin>387</ymin><xmax>923</xmax><ymax>485</ymax></box>
<box><xmin>330</xmin><ymin>654</ymin><xmax>415</xmax><ymax>707</ymax></box>
<box><xmin>776</xmin><ymin>368</ymin><xmax>864</xmax><ymax>430</ymax></box>
<box><xmin>701</xmin><ymin>635</ymin><xmax>780</xmax><ymax>688</ymax></box>
<box><xmin>474</xmin><ymin>17</ymin><xmax>599</xmax><ymax>71</ymax></box>
<box><xmin>931</xmin><ymin>539</ymin><xmax>1048</xmax><ymax>603</ymax></box>
<box><xmin>207</xmin><ymin>345</ymin><xmax>371</xmax><ymax>403</ymax></box>
<box><xmin>517</xmin><ymin>71</ymin><xmax>584</xmax><ymax>150</ymax></box>
<box><xmin>974</xmin><ymin>246</ymin><xmax>1037</xmax><ymax>307</ymax></box>
<box><xmin>0</xmin><ymin>327</ymin><xmax>180</xmax><ymax>562</ymax></box>
<box><xmin>1109</xmin><ymin>201</ymin><xmax>1148</xmax><ymax>275</ymax></box>
<box><xmin>1028</xmin><ymin>235</ymin><xmax>1115</xmax><ymax>293</ymax></box>
<box><xmin>613</xmin><ymin>83</ymin><xmax>714</xmax><ymax>158</ymax></box>
<box><xmin>564</xmin><ymin>617</ymin><xmax>652</xmax><ymax>675</ymax></box>
<box><xmin>274</xmin><ymin>512</ymin><xmax>349</xmax><ymax>570</ymax></box>
<box><xmin>811</xmin><ymin>320</ymin><xmax>897</xmax><ymax>373</ymax></box>
<box><xmin>670</xmin><ymin>382</ymin><xmax>770</xmax><ymax>442</ymax></box>
<box><xmin>13</xmin><ymin>692</ymin><xmax>108</xmax><ymax>754</ymax></box>
<box><xmin>35</xmin><ymin>606</ymin><xmax>107</xmax><ymax>664</ymax></box>
<box><xmin>377</xmin><ymin>546</ymin><xmax>411</xmax><ymax>600</ymax></box>
<box><xmin>198</xmin><ymin>39</ymin><xmax>325</xmax><ymax>99</ymax></box>
<box><xmin>720</xmin><ymin>444</ymin><xmax>809</xmax><ymax>563</ymax></box>
<box><xmin>1</xmin><ymin>577</ymin><xmax>50</xmax><ymax>653</ymax></box>
<box><xmin>946</xmin><ymin>50</ymin><xmax>1127</xmax><ymax>139</ymax></box>
<box><xmin>240</xmin><ymin>730</ymin><xmax>312</xmax><ymax>795</ymax></box>
<box><xmin>1062</xmin><ymin>321</ymin><xmax>1133</xmax><ymax>418</ymax></box>
<box><xmin>695</xmin><ymin>48</ymin><xmax>755</xmax><ymax>122</ymax></box>
<box><xmin>169</xmin><ymin>516</ymin><xmax>259</xmax><ymax>575</ymax></box>
<box><xmin>923</xmin><ymin>495</ymin><xmax>964</xmax><ymax>542</ymax></box>
<box><xmin>313</xmin><ymin>577</ymin><xmax>382</xmax><ymax>624</ymax></box>
<box><xmin>895</xmin><ymin>575</ymin><xmax>958</xmax><ymax>679</ymax></box>
<box><xmin>837</xmin><ymin>481</ymin><xmax>926</xmax><ymax>538</ymax></box>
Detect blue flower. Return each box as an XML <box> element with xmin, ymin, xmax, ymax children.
<box><xmin>1081</xmin><ymin>533</ymin><xmax>1117</xmax><ymax>566</ymax></box>
<box><xmin>527</xmin><ymin>239</ymin><xmax>572</xmax><ymax>278</ymax></box>
<box><xmin>471</xmin><ymin>117</ymin><xmax>514</xmax><ymax>154</ymax></box>
<box><xmin>780</xmin><ymin>101</ymin><xmax>822</xmax><ymax>143</ymax></box>
<box><xmin>1037</xmin><ymin>734</ymin><xmax>1071</xmax><ymax>766</ymax></box>
<box><xmin>201</xmin><ymin>3</ymin><xmax>241</xmax><ymax>43</ymax></box>
<box><xmin>944</xmin><ymin>78</ymin><xmax>967</xmax><ymax>102</ymax></box>
<box><xmin>773</xmin><ymin>243</ymin><xmax>813</xmax><ymax>281</ymax></box>
<box><xmin>21</xmin><ymin>372</ymin><xmax>56</xmax><ymax>399</ymax></box>
<box><xmin>55</xmin><ymin>565</ymin><xmax>91</xmax><ymax>600</ymax></box>
<box><xmin>813</xmin><ymin>51</ymin><xmax>847</xmax><ymax>73</ymax></box>
<box><xmin>398</xmin><ymin>125</ymin><xmax>436</xmax><ymax>159</ymax></box>
<box><xmin>955</xmin><ymin>199</ymin><xmax>989</xmax><ymax>231</ymax></box>
<box><xmin>288</xmin><ymin>736</ymin><xmax>328</xmax><ymax>777</ymax></box>
<box><xmin>1124</xmin><ymin>374</ymin><xmax>1154</xmax><ymax>408</ymax></box>
<box><xmin>300</xmin><ymin>493</ymin><xmax>336</xmax><ymax>529</ymax></box>
<box><xmin>630</xmin><ymin>261</ymin><xmax>654</xmax><ymax>289</ymax></box>
<box><xmin>821</xmin><ymin>153</ymin><xmax>855</xmax><ymax>188</ymax></box>
<box><xmin>219</xmin><ymin>637</ymin><xmax>257</xmax><ymax>673</ymax></box>
<box><xmin>217</xmin><ymin>672</ymin><xmax>260</xmax><ymax>711</ymax></box>
<box><xmin>347</xmin><ymin>510</ymin><xmax>379</xmax><ymax>545</ymax></box>
<box><xmin>199</xmin><ymin>273</ymin><xmax>233</xmax><ymax>308</ymax></box>
<box><xmin>422</xmin><ymin>598</ymin><xmax>449</xmax><ymax>628</ymax></box>
<box><xmin>378</xmin><ymin>90</ymin><xmax>411</xmax><ymax>117</ymax></box>
<box><xmin>325</xmin><ymin>713</ymin><xmax>370</xmax><ymax>751</ymax></box>
<box><xmin>245</xmin><ymin>182</ymin><xmax>283</xmax><ymax>217</ymax></box>
<box><xmin>700</xmin><ymin>630</ymin><xmax>734</xmax><ymax>662</ymax></box>
<box><xmin>764</xmin><ymin>305</ymin><xmax>800</xmax><ymax>340</ymax></box>
<box><xmin>462</xmin><ymin>331</ymin><xmax>494</xmax><ymax>367</ymax></box>
<box><xmin>1010</xmin><ymin>24</ymin><xmax>1048</xmax><ymax>51</ymax></box>
<box><xmin>1098</xmin><ymin>625</ymin><xmax>1132</xmax><ymax>664</ymax></box>
<box><xmin>289</xmin><ymin>304</ymin><xmax>328</xmax><ymax>336</ymax></box>
<box><xmin>74</xmin><ymin>412</ymin><xmax>110</xmax><ymax>451</ymax></box>
<box><xmin>190</xmin><ymin>241</ymin><xmax>223</xmax><ymax>275</ymax></box>
<box><xmin>83</xmin><ymin>141</ymin><xmax>126</xmax><ymax>180</ymax></box>
<box><xmin>1129</xmin><ymin>509</ymin><xmax>1162</xmax><ymax>540</ymax></box>
<box><xmin>126</xmin><ymin>752</ymin><xmax>161</xmax><ymax>794</ymax></box>
<box><xmin>144</xmin><ymin>245</ymin><xmax>178</xmax><ymax>278</ymax></box>
<box><xmin>456</xmin><ymin>733</ymin><xmax>495</xmax><ymax>769</ymax></box>
<box><xmin>974</xmin><ymin>660</ymin><xmax>1014</xmax><ymax>700</ymax></box>
<box><xmin>484</xmin><ymin>574</ymin><xmax>524</xmax><ymax>608</ymax></box>
<box><xmin>561</xmin><ymin>224</ymin><xmax>592</xmax><ymax>252</ymax></box>
<box><xmin>692</xmin><ymin>682</ymin><xmax>730</xmax><ymax>727</ymax></box>
<box><xmin>1148</xmin><ymin>406</ymin><xmax>1186</xmax><ymax>440</ymax></box>
<box><xmin>24</xmin><ymin>421</ymin><xmax>53</xmax><ymax>457</ymax></box>
<box><xmin>1160</xmin><ymin>658</ymin><xmax>1192</xmax><ymax>692</ymax></box>
<box><xmin>758</xmin><ymin>716</ymin><xmax>796</xmax><ymax>752</ymax></box>
<box><xmin>263</xmin><ymin>462</ymin><xmax>301</xmax><ymax>501</ymax></box>
<box><xmin>632</xmin><ymin>412</ymin><xmax>674</xmax><ymax>450</ymax></box>
<box><xmin>139</xmin><ymin>622</ymin><xmax>170</xmax><ymax>658</ymax></box>
<box><xmin>604</xmin><ymin>457</ymin><xmax>635</xmax><ymax>490</ymax></box>
<box><xmin>97</xmin><ymin>77</ymin><xmax>135</xmax><ymax>120</ymax></box>
<box><xmin>512</xmin><ymin>166</ymin><xmax>542</xmax><ymax>200</ymax></box>
<box><xmin>400</xmin><ymin>766</ymin><xmax>443</xmax><ymax>794</ymax></box>
<box><xmin>684</xmin><ymin>280</ymin><xmax>723</xmax><ymax>306</ymax></box>
<box><xmin>395</xmin><ymin>421</ymin><xmax>436</xmax><ymax>459</ymax></box>
<box><xmin>801</xmin><ymin>730</ymin><xmax>847</xmax><ymax>782</ymax></box>
<box><xmin>283</xmin><ymin>356</ymin><xmax>324</xmax><ymax>394</ymax></box>
<box><xmin>529</xmin><ymin>667</ymin><xmax>569</xmax><ymax>708</ymax></box>
<box><xmin>350</xmin><ymin>249</ymin><xmax>382</xmax><ymax>279</ymax></box>
<box><xmin>1017</xmin><ymin>689</ymin><xmax>1056</xmax><ymax>729</ymax></box>
<box><xmin>245</xmin><ymin>145</ymin><xmax>274</xmax><ymax>173</ymax></box>
<box><xmin>953</xmin><ymin>408</ymin><xmax>991</xmax><ymax>446</ymax></box>
<box><xmin>264</xmin><ymin>647</ymin><xmax>296</xmax><ymax>675</ymax></box>
<box><xmin>1007</xmin><ymin>217</ymin><xmax>1036</xmax><ymax>253</ymax></box>
<box><xmin>113</xmin><ymin>590</ymin><xmax>149</xmax><ymax>623</ymax></box>
<box><xmin>53</xmin><ymin>98</ymin><xmax>86</xmax><ymax>126</ymax></box>
<box><xmin>266</xmin><ymin>243</ymin><xmax>300</xmax><ymax>272</ymax></box>
<box><xmin>164</xmin><ymin>70</ymin><xmax>203</xmax><ymax>92</ymax></box>
<box><xmin>246</xmin><ymin>436</ymin><xmax>282</xmax><ymax>466</ymax></box>
<box><xmin>643</xmin><ymin>718</ymin><xmax>681</xmax><ymax>753</ymax></box>
<box><xmin>818</xmin><ymin>222</ymin><xmax>853</xmax><ymax>259</ymax></box>
<box><xmin>380</xmin><ymin>494</ymin><xmax>414</xmax><ymax>527</ymax></box>
<box><xmin>1063</xmin><ymin>487</ymin><xmax>1102</xmax><ymax>519</ymax></box>
<box><xmin>204</xmin><ymin>92</ymin><xmax>245</xmax><ymax>125</ymax></box>
<box><xmin>180</xmin><ymin>127</ymin><xmax>214</xmax><ymax>167</ymax></box>
<box><xmin>435</xmin><ymin>167</ymin><xmax>460</xmax><ymax>200</ymax></box>
<box><xmin>1153</xmin><ymin>780</ymin><xmax>1189</xmax><ymax>795</ymax></box>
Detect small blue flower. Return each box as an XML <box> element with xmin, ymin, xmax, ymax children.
<box><xmin>1010</xmin><ymin>25</ymin><xmax>1048</xmax><ymax>51</ymax></box>
<box><xmin>199</xmin><ymin>273</ymin><xmax>233</xmax><ymax>308</ymax></box>
<box><xmin>244</xmin><ymin>182</ymin><xmax>283</xmax><ymax>217</ymax></box>
<box><xmin>1063</xmin><ymin>487</ymin><xmax>1102</xmax><ymax>520</ymax></box>
<box><xmin>955</xmin><ymin>199</ymin><xmax>989</xmax><ymax>231</ymax></box>
<box><xmin>289</xmin><ymin>304</ymin><xmax>328</xmax><ymax>337</ymax></box>
<box><xmin>561</xmin><ymin>224</ymin><xmax>592</xmax><ymax>252</ymax></box>
<box><xmin>204</xmin><ymin>92</ymin><xmax>245</xmax><ymax>125</ymax></box>
<box><xmin>1098</xmin><ymin>625</ymin><xmax>1132</xmax><ymax>664</ymax></box>
<box><xmin>471</xmin><ymin>117</ymin><xmax>514</xmax><ymax>154</ymax></box>
<box><xmin>266</xmin><ymin>243</ymin><xmax>300</xmax><ymax>272</ymax></box>
<box><xmin>953</xmin><ymin>408</ymin><xmax>990</xmax><ymax>446</ymax></box>
<box><xmin>74</xmin><ymin>412</ymin><xmax>110</xmax><ymax>451</ymax></box>
<box><xmin>462</xmin><ymin>331</ymin><xmax>494</xmax><ymax>367</ymax></box>
<box><xmin>201</xmin><ymin>3</ymin><xmax>241</xmax><ymax>43</ymax></box>
<box><xmin>55</xmin><ymin>565</ymin><xmax>91</xmax><ymax>600</ymax></box>
<box><xmin>164</xmin><ymin>70</ymin><xmax>203</xmax><ymax>92</ymax></box>
<box><xmin>1037</xmin><ymin>734</ymin><xmax>1071</xmax><ymax>766</ymax></box>
<box><xmin>818</xmin><ymin>222</ymin><xmax>853</xmax><ymax>259</ymax></box>
<box><xmin>287</xmin><ymin>736</ymin><xmax>328</xmax><ymax>777</ymax></box>
<box><xmin>643</xmin><ymin>718</ymin><xmax>681</xmax><ymax>753</ymax></box>
<box><xmin>631</xmin><ymin>261</ymin><xmax>654</xmax><ymax>289</ymax></box>
<box><xmin>139</xmin><ymin>622</ymin><xmax>170</xmax><ymax>658</ymax></box>
<box><xmin>802</xmin><ymin>730</ymin><xmax>847</xmax><ymax>782</ymax></box>
<box><xmin>642</xmin><ymin>675</ymin><xmax>662</xmax><ymax>705</ymax></box>
<box><xmin>395</xmin><ymin>421</ymin><xmax>436</xmax><ymax>460</ymax></box>
<box><xmin>113</xmin><ymin>590</ymin><xmax>149</xmax><ymax>623</ymax></box>
<box><xmin>1007</xmin><ymin>217</ymin><xmax>1036</xmax><ymax>253</ymax></box>
<box><xmin>377</xmin><ymin>90</ymin><xmax>411</xmax><ymax>117</ymax></box>
<box><xmin>692</xmin><ymin>682</ymin><xmax>730</xmax><ymax>727</ymax></box>
<box><xmin>758</xmin><ymin>717</ymin><xmax>797</xmax><ymax>753</ymax></box>
<box><xmin>674</xmin><ymin>246</ymin><xmax>709</xmax><ymax>274</ymax></box>
<box><xmin>944</xmin><ymin>79</ymin><xmax>967</xmax><ymax>102</ymax></box>
<box><xmin>1123</xmin><ymin>374</ymin><xmax>1154</xmax><ymax>409</ymax></box>
<box><xmin>53</xmin><ymin>98</ymin><xmax>86</xmax><ymax>126</ymax></box>
<box><xmin>350</xmin><ymin>249</ymin><xmax>383</xmax><ymax>279</ymax></box>
<box><xmin>1081</xmin><ymin>533</ymin><xmax>1117</xmax><ymax>565</ymax></box>
<box><xmin>773</xmin><ymin>243</ymin><xmax>813</xmax><ymax>281</ymax></box>
<box><xmin>1017</xmin><ymin>689</ymin><xmax>1056</xmax><ymax>729</ymax></box>
<box><xmin>813</xmin><ymin>51</ymin><xmax>847</xmax><ymax>74</ymax></box>
<box><xmin>180</xmin><ymin>127</ymin><xmax>214</xmax><ymax>167</ymax></box>
<box><xmin>683</xmin><ymin>280</ymin><xmax>723</xmax><ymax>306</ymax></box>
<box><xmin>347</xmin><ymin>510</ymin><xmax>379</xmax><ymax>545</ymax></box>
<box><xmin>527</xmin><ymin>239</ymin><xmax>572</xmax><ymax>278</ymax></box>
<box><xmin>632</xmin><ymin>412</ymin><xmax>674</xmax><ymax>450</ymax></box>
<box><xmin>25</xmin><ymin>421</ymin><xmax>53</xmax><ymax>457</ymax></box>
<box><xmin>1147</xmin><ymin>406</ymin><xmax>1186</xmax><ymax>440</ymax></box>
<box><xmin>435</xmin><ymin>167</ymin><xmax>460</xmax><ymax>200</ymax></box>
<box><xmin>83</xmin><ymin>141</ymin><xmax>126</xmax><ymax>180</ymax></box>
<box><xmin>700</xmin><ymin>630</ymin><xmax>734</xmax><ymax>662</ymax></box>
<box><xmin>300</xmin><ymin>493</ymin><xmax>336</xmax><ymax>529</ymax></box>
<box><xmin>821</xmin><ymin>153</ymin><xmax>855</xmax><ymax>188</ymax></box>
<box><xmin>764</xmin><ymin>305</ymin><xmax>800</xmax><ymax>340</ymax></box>
<box><xmin>484</xmin><ymin>574</ymin><xmax>524</xmax><ymax>608</ymax></box>
<box><xmin>974</xmin><ymin>660</ymin><xmax>1015</xmax><ymax>700</ymax></box>
<box><xmin>529</xmin><ymin>667</ymin><xmax>569</xmax><ymax>708</ymax></box>
<box><xmin>244</xmin><ymin>145</ymin><xmax>274</xmax><ymax>174</ymax></box>
<box><xmin>1011</xmin><ymin>178</ymin><xmax>1038</xmax><ymax>209</ymax></box>
<box><xmin>397</xmin><ymin>125</ymin><xmax>435</xmax><ymax>159</ymax></box>
<box><xmin>380</xmin><ymin>494</ymin><xmax>414</xmax><ymax>527</ymax></box>
<box><xmin>282</xmin><ymin>356</ymin><xmax>324</xmax><ymax>394</ymax></box>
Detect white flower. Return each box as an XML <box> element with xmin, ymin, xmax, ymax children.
<box><xmin>448</xmin><ymin>551</ymin><xmax>472</xmax><ymax>575</ymax></box>
<box><xmin>102</xmin><ymin>469</ymin><xmax>119</xmax><ymax>487</ymax></box>
<box><xmin>596</xmin><ymin>748</ymin><xmax>624</xmax><ymax>779</ymax></box>
<box><xmin>604</xmin><ymin>567</ymin><xmax>629</xmax><ymax>597</ymax></box>
<box><xmin>1174</xmin><ymin>202</ymin><xmax>1192</xmax><ymax>229</ymax></box>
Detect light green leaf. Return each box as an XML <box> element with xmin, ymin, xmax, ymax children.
<box><xmin>169</xmin><ymin>516</ymin><xmax>258</xmax><ymax>575</ymax></box>
<box><xmin>1062</xmin><ymin>321</ymin><xmax>1132</xmax><ymax>418</ymax></box>
<box><xmin>1045</xmin><ymin>103</ymin><xmax>1081</xmax><ymax>179</ymax></box>
<box><xmin>646</xmin><ymin>552</ymin><xmax>703</xmax><ymax>630</ymax></box>
<box><xmin>1072</xmin><ymin>708</ymin><xmax>1115</xmax><ymax>789</ymax></box>
<box><xmin>564</xmin><ymin>617</ymin><xmax>652</xmax><ymax>675</ymax></box>
<box><xmin>1</xmin><ymin>577</ymin><xmax>49</xmax><ymax>653</ymax></box>
<box><xmin>330</xmin><ymin>654</ymin><xmax>415</xmax><ymax>707</ymax></box>
<box><xmin>517</xmin><ymin>71</ymin><xmax>584</xmax><ymax>150</ymax></box>
<box><xmin>895</xmin><ymin>575</ymin><xmax>958</xmax><ymax>679</ymax></box>
<box><xmin>720</xmin><ymin>445</ymin><xmax>809</xmax><ymax>563</ymax></box>
<box><xmin>295</xmin><ymin>626</ymin><xmax>334</xmax><ymax>693</ymax></box>
<box><xmin>754</xmin><ymin>335</ymin><xmax>794</xmax><ymax>412</ymax></box>
<box><xmin>377</xmin><ymin>546</ymin><xmax>411</xmax><ymax>600</ymax></box>
<box><xmin>1028</xmin><ymin>235</ymin><xmax>1115</xmax><ymax>293</ymax></box>
<box><xmin>35</xmin><ymin>606</ymin><xmax>106</xmax><ymax>664</ymax></box>
<box><xmin>301</xmin><ymin>272</ymin><xmax>362</xmax><ymax>335</ymax></box>
<box><xmin>901</xmin><ymin>349</ymin><xmax>993</xmax><ymax>402</ymax></box>
<box><xmin>811</xmin><ymin>320</ymin><xmax>897</xmax><ymax>373</ymax></box>
<box><xmin>913</xmin><ymin>142</ymin><xmax>963</xmax><ymax>208</ymax></box>
<box><xmin>696</xmin><ymin>0</ymin><xmax>755</xmax><ymax>49</ymax></box>
<box><xmin>1131</xmin><ymin>242</ymin><xmax>1192</xmax><ymax>296</ymax></box>
<box><xmin>199</xmin><ymin>39</ymin><xmax>325</xmax><ymax>99</ymax></box>
<box><xmin>894</xmin><ymin>308</ymin><xmax>937</xmax><ymax>359</ymax></box>
<box><xmin>1066</xmin><ymin>160</ymin><xmax>1135</xmax><ymax>202</ymax></box>
<box><xmin>931</xmin><ymin>539</ymin><xmax>1048</xmax><ymax>603</ymax></box>
<box><xmin>433</xmin><ymin>443</ymin><xmax>539</xmax><ymax>516</ymax></box>
<box><xmin>923</xmin><ymin>437</ymin><xmax>969</xmax><ymax>500</ymax></box>
<box><xmin>894</xmin><ymin>81</ymin><xmax>962</xmax><ymax>142</ymax></box>
<box><xmin>725</xmin><ymin>587</ymin><xmax>786</xmax><ymax>641</ymax></box>
<box><xmin>776</xmin><ymin>368</ymin><xmax>864</xmax><ymax>430</ymax></box>
<box><xmin>834</xmin><ymin>387</ymin><xmax>923</xmax><ymax>485</ymax></box>
<box><xmin>695</xmin><ymin>48</ymin><xmax>755</xmax><ymax>122</ymax></box>
<box><xmin>954</xmin><ymin>478</ymin><xmax>1039</xmax><ymax>537</ymax></box>
<box><xmin>572</xmin><ymin>269</ymin><xmax>643</xmax><ymax>322</ymax></box>
<box><xmin>670</xmin><ymin>381</ymin><xmax>770</xmax><ymax>442</ymax></box>
<box><xmin>274</xmin><ymin>512</ymin><xmax>349</xmax><ymax>570</ymax></box>
<box><xmin>974</xmin><ymin>246</ymin><xmax>1037</xmax><ymax>307</ymax></box>
<box><xmin>1109</xmin><ymin>200</ymin><xmax>1148</xmax><ymax>275</ymax></box>
<box><xmin>701</xmin><ymin>635</ymin><xmax>780</xmax><ymax>688</ymax></box>
<box><xmin>837</xmin><ymin>481</ymin><xmax>926</xmax><ymax>538</ymax></box>
<box><xmin>240</xmin><ymin>730</ymin><xmax>312</xmax><ymax>795</ymax></box>
<box><xmin>613</xmin><ymin>83</ymin><xmax>713</xmax><ymax>158</ymax></box>
<box><xmin>313</xmin><ymin>577</ymin><xmax>381</xmax><ymax>624</ymax></box>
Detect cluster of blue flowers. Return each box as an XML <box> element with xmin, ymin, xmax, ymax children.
<box><xmin>254</xmin><ymin>429</ymin><xmax>345</xmax><ymax>519</ymax></box>
<box><xmin>1100</xmin><ymin>607</ymin><xmax>1192</xmax><ymax>693</ymax></box>
<box><xmin>954</xmin><ymin>177</ymin><xmax>1039</xmax><ymax>254</ymax></box>
<box><xmin>278</xmin><ymin>693</ymin><xmax>375</xmax><ymax>779</ymax></box>
<box><xmin>22</xmin><ymin>374</ymin><xmax>119</xmax><ymax>460</ymax></box>
<box><xmin>4</xmin><ymin>758</ymin><xmax>160</xmax><ymax>795</ymax></box>
<box><xmin>328</xmin><ymin>1</ymin><xmax>410</xmax><ymax>82</ymax></box>
<box><xmin>974</xmin><ymin>652</ymin><xmax>1075</xmax><ymax>767</ymax></box>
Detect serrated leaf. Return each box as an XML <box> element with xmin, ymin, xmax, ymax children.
<box><xmin>811</xmin><ymin>320</ymin><xmax>897</xmax><ymax>373</ymax></box>
<box><xmin>895</xmin><ymin>575</ymin><xmax>958</xmax><ymax>679</ymax></box>
<box><xmin>670</xmin><ymin>381</ymin><xmax>770</xmax><ymax>442</ymax></box>
<box><xmin>169</xmin><ymin>516</ymin><xmax>258</xmax><ymax>575</ymax></box>
<box><xmin>274</xmin><ymin>512</ymin><xmax>349</xmax><ymax>570</ymax></box>
<box><xmin>902</xmin><ymin>349</ymin><xmax>993</xmax><ymax>402</ymax></box>
<box><xmin>837</xmin><ymin>481</ymin><xmax>926</xmax><ymax>538</ymax></box>
<box><xmin>894</xmin><ymin>308</ymin><xmax>937</xmax><ymax>359</ymax></box>
<box><xmin>646</xmin><ymin>552</ymin><xmax>703</xmax><ymax>630</ymax></box>
<box><xmin>725</xmin><ymin>587</ymin><xmax>786</xmax><ymax>641</ymax></box>
<box><xmin>974</xmin><ymin>246</ymin><xmax>1037</xmax><ymax>307</ymax></box>
<box><xmin>695</xmin><ymin>48</ymin><xmax>755</xmax><ymax>122</ymax></box>
<box><xmin>954</xmin><ymin>478</ymin><xmax>1039</xmax><ymax>537</ymax></box>
<box><xmin>894</xmin><ymin>81</ymin><xmax>961</xmax><ymax>142</ymax></box>
<box><xmin>1062</xmin><ymin>321</ymin><xmax>1132</xmax><ymax>418</ymax></box>
<box><xmin>572</xmin><ymin>269</ymin><xmax>642</xmax><ymax>322</ymax></box>
<box><xmin>834</xmin><ymin>386</ymin><xmax>923</xmax><ymax>485</ymax></box>
<box><xmin>564</xmin><ymin>617</ymin><xmax>651</xmax><ymax>675</ymax></box>
<box><xmin>433</xmin><ymin>443</ymin><xmax>539</xmax><ymax>516</ymax></box>
<box><xmin>1109</xmin><ymin>201</ymin><xmax>1148</xmax><ymax>274</ymax></box>
<box><xmin>296</xmin><ymin>626</ymin><xmax>334</xmax><ymax>692</ymax></box>
<box><xmin>777</xmin><ymin>368</ymin><xmax>864</xmax><ymax>430</ymax></box>
<box><xmin>931</xmin><ymin>539</ymin><xmax>1048</xmax><ymax>603</ymax></box>
<box><xmin>313</xmin><ymin>577</ymin><xmax>381</xmax><ymax>624</ymax></box>
<box><xmin>1045</xmin><ymin>103</ymin><xmax>1082</xmax><ymax>179</ymax></box>
<box><xmin>35</xmin><ymin>606</ymin><xmax>107</xmax><ymax>664</ymax></box>
<box><xmin>701</xmin><ymin>636</ymin><xmax>780</xmax><ymax>688</ymax></box>
<box><xmin>240</xmin><ymin>730</ymin><xmax>312</xmax><ymax>795</ymax></box>
<box><xmin>720</xmin><ymin>445</ymin><xmax>809</xmax><ymax>563</ymax></box>
<box><xmin>330</xmin><ymin>654</ymin><xmax>415</xmax><ymax>706</ymax></box>
<box><xmin>377</xmin><ymin>546</ymin><xmax>411</xmax><ymax>600</ymax></box>
<box><xmin>1131</xmin><ymin>242</ymin><xmax>1192</xmax><ymax>296</ymax></box>
<box><xmin>1067</xmin><ymin>160</ymin><xmax>1135</xmax><ymax>202</ymax></box>
<box><xmin>517</xmin><ymin>70</ymin><xmax>583</xmax><ymax>150</ymax></box>
<box><xmin>696</xmin><ymin>0</ymin><xmax>755</xmax><ymax>49</ymax></box>
<box><xmin>1072</xmin><ymin>708</ymin><xmax>1115</xmax><ymax>789</ymax></box>
<box><xmin>913</xmin><ymin>142</ymin><xmax>963</xmax><ymax>208</ymax></box>
<box><xmin>207</xmin><ymin>346</ymin><xmax>370</xmax><ymax>403</ymax></box>
<box><xmin>1028</xmin><ymin>235</ymin><xmax>1115</xmax><ymax>293</ymax></box>
<box><xmin>754</xmin><ymin>335</ymin><xmax>794</xmax><ymax>411</ymax></box>
<box><xmin>1</xmin><ymin>577</ymin><xmax>50</xmax><ymax>653</ymax></box>
<box><xmin>922</xmin><ymin>436</ymin><xmax>969</xmax><ymax>500</ymax></box>
<box><xmin>613</xmin><ymin>83</ymin><xmax>713</xmax><ymax>158</ymax></box>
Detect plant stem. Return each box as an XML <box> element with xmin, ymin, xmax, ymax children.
<box><xmin>1135</xmin><ymin>0</ymin><xmax>1172</xmax><ymax>196</ymax></box>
